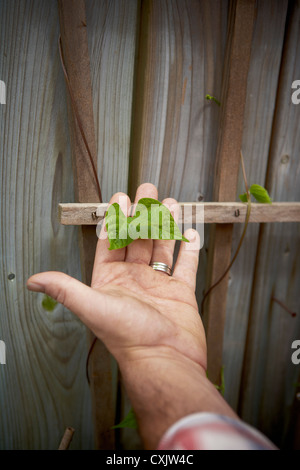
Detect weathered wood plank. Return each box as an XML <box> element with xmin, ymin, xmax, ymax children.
<box><xmin>57</xmin><ymin>0</ymin><xmax>116</xmax><ymax>450</ymax></box>
<box><xmin>128</xmin><ymin>0</ymin><xmax>228</xmax><ymax>203</ymax></box>
<box><xmin>0</xmin><ymin>0</ymin><xmax>93</xmax><ymax>449</ymax></box>
<box><xmin>86</xmin><ymin>0</ymin><xmax>139</xmax><ymax>200</ymax></box>
<box><xmin>58</xmin><ymin>202</ymin><xmax>300</xmax><ymax>225</ymax></box>
<box><xmin>222</xmin><ymin>0</ymin><xmax>288</xmax><ymax>411</ymax></box>
<box><xmin>238</xmin><ymin>0</ymin><xmax>300</xmax><ymax>448</ymax></box>
<box><xmin>202</xmin><ymin>0</ymin><xmax>256</xmax><ymax>385</ymax></box>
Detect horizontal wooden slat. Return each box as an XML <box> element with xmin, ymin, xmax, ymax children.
<box><xmin>58</xmin><ymin>202</ymin><xmax>300</xmax><ymax>225</ymax></box>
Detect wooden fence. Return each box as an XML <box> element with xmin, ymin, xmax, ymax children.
<box><xmin>0</xmin><ymin>0</ymin><xmax>299</xmax><ymax>449</ymax></box>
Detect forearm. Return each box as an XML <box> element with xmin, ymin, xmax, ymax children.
<box><xmin>119</xmin><ymin>348</ymin><xmax>238</xmax><ymax>450</ymax></box>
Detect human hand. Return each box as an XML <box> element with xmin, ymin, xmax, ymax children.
<box><xmin>27</xmin><ymin>183</ymin><xmax>206</xmax><ymax>370</ymax></box>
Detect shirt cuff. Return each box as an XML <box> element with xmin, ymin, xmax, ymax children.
<box><xmin>157</xmin><ymin>412</ymin><xmax>278</xmax><ymax>450</ymax></box>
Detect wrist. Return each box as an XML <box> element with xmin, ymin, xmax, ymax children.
<box><xmin>118</xmin><ymin>347</ymin><xmax>237</xmax><ymax>449</ymax></box>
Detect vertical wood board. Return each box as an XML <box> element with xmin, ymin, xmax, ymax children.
<box><xmin>222</xmin><ymin>0</ymin><xmax>288</xmax><ymax>410</ymax></box>
<box><xmin>128</xmin><ymin>0</ymin><xmax>228</xmax><ymax>203</ymax></box>
<box><xmin>0</xmin><ymin>0</ymin><xmax>93</xmax><ymax>449</ymax></box>
<box><xmin>239</xmin><ymin>0</ymin><xmax>300</xmax><ymax>447</ymax></box>
<box><xmin>86</xmin><ymin>0</ymin><xmax>139</xmax><ymax>200</ymax></box>
<box><xmin>203</xmin><ymin>0</ymin><xmax>256</xmax><ymax>384</ymax></box>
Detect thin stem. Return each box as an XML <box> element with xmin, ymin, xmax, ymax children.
<box><xmin>272</xmin><ymin>297</ymin><xmax>297</xmax><ymax>317</ymax></box>
<box><xmin>240</xmin><ymin>150</ymin><xmax>250</xmax><ymax>197</ymax></box>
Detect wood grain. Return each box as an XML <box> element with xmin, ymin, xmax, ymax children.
<box><xmin>202</xmin><ymin>0</ymin><xmax>256</xmax><ymax>385</ymax></box>
<box><xmin>128</xmin><ymin>0</ymin><xmax>228</xmax><ymax>203</ymax></box>
<box><xmin>0</xmin><ymin>0</ymin><xmax>93</xmax><ymax>449</ymax></box>
<box><xmin>238</xmin><ymin>0</ymin><xmax>300</xmax><ymax>447</ymax></box>
<box><xmin>86</xmin><ymin>0</ymin><xmax>139</xmax><ymax>201</ymax></box>
<box><xmin>57</xmin><ymin>0</ymin><xmax>116</xmax><ymax>449</ymax></box>
<box><xmin>222</xmin><ymin>0</ymin><xmax>289</xmax><ymax>410</ymax></box>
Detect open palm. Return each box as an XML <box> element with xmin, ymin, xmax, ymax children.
<box><xmin>27</xmin><ymin>184</ymin><xmax>207</xmax><ymax>371</ymax></box>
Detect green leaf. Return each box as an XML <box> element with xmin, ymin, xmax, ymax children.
<box><xmin>239</xmin><ymin>192</ymin><xmax>248</xmax><ymax>203</ymax></box>
<box><xmin>105</xmin><ymin>198</ymin><xmax>189</xmax><ymax>250</ymax></box>
<box><xmin>111</xmin><ymin>408</ymin><xmax>138</xmax><ymax>429</ymax></box>
<box><xmin>42</xmin><ymin>294</ymin><xmax>58</xmax><ymax>312</ymax></box>
<box><xmin>249</xmin><ymin>184</ymin><xmax>272</xmax><ymax>204</ymax></box>
<box><xmin>207</xmin><ymin>366</ymin><xmax>225</xmax><ymax>396</ymax></box>
<box><xmin>239</xmin><ymin>185</ymin><xmax>272</xmax><ymax>204</ymax></box>
<box><xmin>105</xmin><ymin>202</ymin><xmax>134</xmax><ymax>250</ymax></box>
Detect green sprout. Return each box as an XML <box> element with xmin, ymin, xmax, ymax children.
<box><xmin>205</xmin><ymin>94</ymin><xmax>221</xmax><ymax>106</ymax></box>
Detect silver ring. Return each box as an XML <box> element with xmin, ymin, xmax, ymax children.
<box><xmin>150</xmin><ymin>262</ymin><xmax>172</xmax><ymax>276</ymax></box>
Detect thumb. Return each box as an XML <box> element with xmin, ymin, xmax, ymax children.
<box><xmin>27</xmin><ymin>271</ymin><xmax>108</xmax><ymax>336</ymax></box>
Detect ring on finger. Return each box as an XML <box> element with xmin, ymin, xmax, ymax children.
<box><xmin>149</xmin><ymin>261</ymin><xmax>172</xmax><ymax>276</ymax></box>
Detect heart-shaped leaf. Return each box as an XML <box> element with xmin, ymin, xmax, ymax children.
<box><xmin>105</xmin><ymin>198</ymin><xmax>189</xmax><ymax>250</ymax></box>
<box><xmin>249</xmin><ymin>184</ymin><xmax>272</xmax><ymax>204</ymax></box>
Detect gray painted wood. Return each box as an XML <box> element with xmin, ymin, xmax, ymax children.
<box><xmin>222</xmin><ymin>0</ymin><xmax>288</xmax><ymax>411</ymax></box>
<box><xmin>86</xmin><ymin>0</ymin><xmax>139</xmax><ymax>200</ymax></box>
<box><xmin>0</xmin><ymin>0</ymin><xmax>93</xmax><ymax>449</ymax></box>
<box><xmin>129</xmin><ymin>0</ymin><xmax>228</xmax><ymax>204</ymax></box>
<box><xmin>239</xmin><ymin>0</ymin><xmax>300</xmax><ymax>447</ymax></box>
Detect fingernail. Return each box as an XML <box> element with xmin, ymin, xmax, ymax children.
<box><xmin>27</xmin><ymin>282</ymin><xmax>45</xmax><ymax>293</ymax></box>
<box><xmin>185</xmin><ymin>229</ymin><xmax>200</xmax><ymax>250</ymax></box>
<box><xmin>188</xmin><ymin>229</ymin><xmax>198</xmax><ymax>241</ymax></box>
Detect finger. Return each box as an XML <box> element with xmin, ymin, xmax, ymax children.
<box><xmin>150</xmin><ymin>198</ymin><xmax>180</xmax><ymax>269</ymax></box>
<box><xmin>172</xmin><ymin>229</ymin><xmax>200</xmax><ymax>291</ymax></box>
<box><xmin>26</xmin><ymin>272</ymin><xmax>111</xmax><ymax>339</ymax></box>
<box><xmin>93</xmin><ymin>192</ymin><xmax>131</xmax><ymax>275</ymax></box>
<box><xmin>125</xmin><ymin>183</ymin><xmax>158</xmax><ymax>265</ymax></box>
